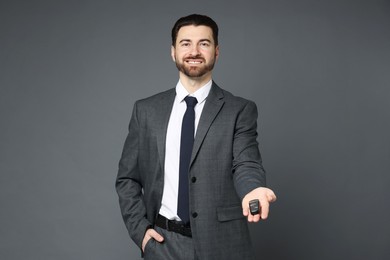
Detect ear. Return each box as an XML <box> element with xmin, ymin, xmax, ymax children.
<box><xmin>171</xmin><ymin>45</ymin><xmax>176</xmax><ymax>62</ymax></box>
<box><xmin>215</xmin><ymin>45</ymin><xmax>220</xmax><ymax>61</ymax></box>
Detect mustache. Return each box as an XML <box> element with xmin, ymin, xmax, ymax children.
<box><xmin>185</xmin><ymin>54</ymin><xmax>205</xmax><ymax>60</ymax></box>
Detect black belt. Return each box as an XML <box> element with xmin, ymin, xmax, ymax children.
<box><xmin>155</xmin><ymin>214</ymin><xmax>192</xmax><ymax>237</ymax></box>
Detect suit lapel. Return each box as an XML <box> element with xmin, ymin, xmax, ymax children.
<box><xmin>156</xmin><ymin>89</ymin><xmax>176</xmax><ymax>172</ymax></box>
<box><xmin>191</xmin><ymin>82</ymin><xmax>225</xmax><ymax>166</ymax></box>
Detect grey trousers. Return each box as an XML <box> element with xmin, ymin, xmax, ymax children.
<box><xmin>143</xmin><ymin>226</ymin><xmax>197</xmax><ymax>260</ymax></box>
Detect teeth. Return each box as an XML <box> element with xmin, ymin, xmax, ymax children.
<box><xmin>188</xmin><ymin>61</ymin><xmax>201</xmax><ymax>64</ymax></box>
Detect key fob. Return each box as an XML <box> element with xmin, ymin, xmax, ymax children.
<box><xmin>249</xmin><ymin>199</ymin><xmax>260</xmax><ymax>215</ymax></box>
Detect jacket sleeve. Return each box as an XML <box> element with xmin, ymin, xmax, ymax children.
<box><xmin>232</xmin><ymin>100</ymin><xmax>267</xmax><ymax>200</ymax></box>
<box><xmin>115</xmin><ymin>101</ymin><xmax>151</xmax><ymax>248</ymax></box>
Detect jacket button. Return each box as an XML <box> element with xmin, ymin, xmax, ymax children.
<box><xmin>192</xmin><ymin>212</ymin><xmax>198</xmax><ymax>218</ymax></box>
<box><xmin>191</xmin><ymin>177</ymin><xmax>197</xmax><ymax>183</ymax></box>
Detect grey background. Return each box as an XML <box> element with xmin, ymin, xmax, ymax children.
<box><xmin>1</xmin><ymin>0</ymin><xmax>389</xmax><ymax>259</ymax></box>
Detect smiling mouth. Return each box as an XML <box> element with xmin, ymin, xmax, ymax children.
<box><xmin>186</xmin><ymin>60</ymin><xmax>203</xmax><ymax>64</ymax></box>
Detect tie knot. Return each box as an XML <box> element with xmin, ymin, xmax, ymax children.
<box><xmin>184</xmin><ymin>96</ymin><xmax>198</xmax><ymax>108</ymax></box>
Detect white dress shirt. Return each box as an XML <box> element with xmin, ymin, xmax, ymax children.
<box><xmin>159</xmin><ymin>79</ymin><xmax>212</xmax><ymax>221</ymax></box>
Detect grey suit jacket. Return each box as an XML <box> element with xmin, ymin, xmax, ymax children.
<box><xmin>116</xmin><ymin>82</ymin><xmax>266</xmax><ymax>260</ymax></box>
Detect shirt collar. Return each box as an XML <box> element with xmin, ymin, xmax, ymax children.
<box><xmin>175</xmin><ymin>79</ymin><xmax>212</xmax><ymax>105</ymax></box>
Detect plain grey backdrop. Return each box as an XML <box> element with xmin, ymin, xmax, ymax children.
<box><xmin>1</xmin><ymin>0</ymin><xmax>389</xmax><ymax>259</ymax></box>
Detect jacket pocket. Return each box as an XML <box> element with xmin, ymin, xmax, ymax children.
<box><xmin>143</xmin><ymin>237</ymin><xmax>155</xmax><ymax>255</ymax></box>
<box><xmin>217</xmin><ymin>205</ymin><xmax>244</xmax><ymax>222</ymax></box>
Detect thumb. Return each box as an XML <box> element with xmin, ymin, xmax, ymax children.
<box><xmin>148</xmin><ymin>229</ymin><xmax>164</xmax><ymax>242</ymax></box>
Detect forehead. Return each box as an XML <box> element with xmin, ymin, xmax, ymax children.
<box><xmin>177</xmin><ymin>25</ymin><xmax>214</xmax><ymax>42</ymax></box>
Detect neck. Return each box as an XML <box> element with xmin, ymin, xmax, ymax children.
<box><xmin>179</xmin><ymin>72</ymin><xmax>212</xmax><ymax>94</ymax></box>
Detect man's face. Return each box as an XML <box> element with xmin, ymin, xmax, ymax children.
<box><xmin>171</xmin><ymin>25</ymin><xmax>219</xmax><ymax>79</ymax></box>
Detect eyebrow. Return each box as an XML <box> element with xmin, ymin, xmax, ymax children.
<box><xmin>179</xmin><ymin>39</ymin><xmax>212</xmax><ymax>44</ymax></box>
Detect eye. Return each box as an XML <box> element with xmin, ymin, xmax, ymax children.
<box><xmin>181</xmin><ymin>42</ymin><xmax>190</xmax><ymax>47</ymax></box>
<box><xmin>200</xmin><ymin>42</ymin><xmax>210</xmax><ymax>47</ymax></box>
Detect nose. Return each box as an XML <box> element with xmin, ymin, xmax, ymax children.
<box><xmin>189</xmin><ymin>45</ymin><xmax>200</xmax><ymax>56</ymax></box>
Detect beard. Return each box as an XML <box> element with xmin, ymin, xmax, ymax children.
<box><xmin>175</xmin><ymin>54</ymin><xmax>216</xmax><ymax>78</ymax></box>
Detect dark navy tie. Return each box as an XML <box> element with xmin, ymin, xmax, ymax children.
<box><xmin>177</xmin><ymin>96</ymin><xmax>198</xmax><ymax>223</ymax></box>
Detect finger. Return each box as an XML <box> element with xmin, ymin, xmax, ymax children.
<box><xmin>247</xmin><ymin>212</ymin><xmax>254</xmax><ymax>222</ymax></box>
<box><xmin>242</xmin><ymin>202</ymin><xmax>249</xmax><ymax>217</ymax></box>
<box><xmin>142</xmin><ymin>238</ymin><xmax>149</xmax><ymax>252</ymax></box>
<box><xmin>148</xmin><ymin>229</ymin><xmax>164</xmax><ymax>242</ymax></box>
<box><xmin>249</xmin><ymin>202</ymin><xmax>261</xmax><ymax>222</ymax></box>
<box><xmin>252</xmin><ymin>214</ymin><xmax>261</xmax><ymax>222</ymax></box>
<box><xmin>267</xmin><ymin>190</ymin><xmax>276</xmax><ymax>202</ymax></box>
<box><xmin>141</xmin><ymin>236</ymin><xmax>150</xmax><ymax>252</ymax></box>
<box><xmin>260</xmin><ymin>200</ymin><xmax>270</xmax><ymax>220</ymax></box>
<box><xmin>268</xmin><ymin>192</ymin><xmax>277</xmax><ymax>202</ymax></box>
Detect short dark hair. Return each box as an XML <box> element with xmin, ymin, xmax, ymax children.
<box><xmin>171</xmin><ymin>14</ymin><xmax>219</xmax><ymax>46</ymax></box>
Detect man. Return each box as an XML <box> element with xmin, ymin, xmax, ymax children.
<box><xmin>116</xmin><ymin>14</ymin><xmax>276</xmax><ymax>260</ymax></box>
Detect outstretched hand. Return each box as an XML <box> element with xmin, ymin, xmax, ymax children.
<box><xmin>242</xmin><ymin>187</ymin><xmax>277</xmax><ymax>222</ymax></box>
